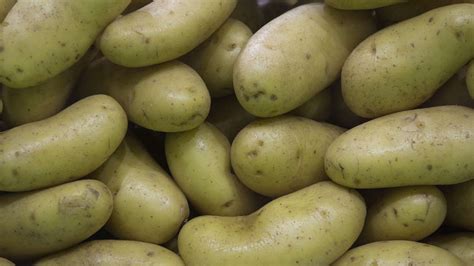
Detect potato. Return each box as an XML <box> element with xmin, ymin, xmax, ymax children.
<box><xmin>333</xmin><ymin>240</ymin><xmax>465</xmax><ymax>265</ymax></box>
<box><xmin>441</xmin><ymin>179</ymin><xmax>474</xmax><ymax>231</ymax></box>
<box><xmin>186</xmin><ymin>18</ymin><xmax>252</xmax><ymax>98</ymax></box>
<box><xmin>425</xmin><ymin>232</ymin><xmax>474</xmax><ymax>265</ymax></box>
<box><xmin>35</xmin><ymin>240</ymin><xmax>184</xmax><ymax>266</ymax></box>
<box><xmin>0</xmin><ymin>0</ymin><xmax>130</xmax><ymax>88</ymax></box>
<box><xmin>0</xmin><ymin>95</ymin><xmax>127</xmax><ymax>192</ymax></box>
<box><xmin>325</xmin><ymin>0</ymin><xmax>406</xmax><ymax>9</ymax></box>
<box><xmin>100</xmin><ymin>0</ymin><xmax>237</xmax><ymax>67</ymax></box>
<box><xmin>0</xmin><ymin>257</ymin><xmax>13</xmax><ymax>266</ymax></box>
<box><xmin>77</xmin><ymin>59</ymin><xmax>210</xmax><ymax>132</ymax></box>
<box><xmin>342</xmin><ymin>4</ymin><xmax>474</xmax><ymax>118</ymax></box>
<box><xmin>0</xmin><ymin>180</ymin><xmax>113</xmax><ymax>261</ymax></box>
<box><xmin>233</xmin><ymin>3</ymin><xmax>376</xmax><ymax>117</ymax></box>
<box><xmin>0</xmin><ymin>0</ymin><xmax>15</xmax><ymax>21</ymax></box>
<box><xmin>178</xmin><ymin>181</ymin><xmax>366</xmax><ymax>266</ymax></box>
<box><xmin>231</xmin><ymin>116</ymin><xmax>344</xmax><ymax>197</ymax></box>
<box><xmin>358</xmin><ymin>186</ymin><xmax>446</xmax><ymax>244</ymax></box>
<box><xmin>165</xmin><ymin>122</ymin><xmax>264</xmax><ymax>216</ymax></box>
<box><xmin>325</xmin><ymin>106</ymin><xmax>474</xmax><ymax>188</ymax></box>
<box><xmin>291</xmin><ymin>88</ymin><xmax>332</xmax><ymax>121</ymax></box>
<box><xmin>89</xmin><ymin>134</ymin><xmax>189</xmax><ymax>244</ymax></box>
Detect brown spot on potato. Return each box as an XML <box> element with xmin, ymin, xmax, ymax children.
<box><xmin>305</xmin><ymin>53</ymin><xmax>311</xmax><ymax>60</ymax></box>
<box><xmin>12</xmin><ymin>169</ymin><xmax>19</xmax><ymax>176</ymax></box>
<box><xmin>147</xmin><ymin>251</ymin><xmax>154</xmax><ymax>257</ymax></box>
<box><xmin>428</xmin><ymin>17</ymin><xmax>434</xmax><ymax>23</ymax></box>
<box><xmin>247</xmin><ymin>150</ymin><xmax>258</xmax><ymax>158</ymax></box>
<box><xmin>87</xmin><ymin>187</ymin><xmax>100</xmax><ymax>199</ymax></box>
<box><xmin>426</xmin><ymin>164</ymin><xmax>433</xmax><ymax>171</ymax></box>
<box><xmin>223</xmin><ymin>200</ymin><xmax>234</xmax><ymax>208</ymax></box>
<box><xmin>258</xmin><ymin>140</ymin><xmax>264</xmax><ymax>146</ymax></box>
<box><xmin>392</xmin><ymin>208</ymin><xmax>398</xmax><ymax>217</ymax></box>
<box><xmin>270</xmin><ymin>94</ymin><xmax>278</xmax><ymax>101</ymax></box>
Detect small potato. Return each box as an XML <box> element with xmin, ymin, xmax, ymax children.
<box><xmin>325</xmin><ymin>106</ymin><xmax>474</xmax><ymax>188</ymax></box>
<box><xmin>426</xmin><ymin>232</ymin><xmax>474</xmax><ymax>265</ymax></box>
<box><xmin>358</xmin><ymin>186</ymin><xmax>447</xmax><ymax>244</ymax></box>
<box><xmin>291</xmin><ymin>88</ymin><xmax>332</xmax><ymax>122</ymax></box>
<box><xmin>35</xmin><ymin>240</ymin><xmax>184</xmax><ymax>266</ymax></box>
<box><xmin>0</xmin><ymin>0</ymin><xmax>15</xmax><ymax>21</ymax></box>
<box><xmin>165</xmin><ymin>122</ymin><xmax>264</xmax><ymax>216</ymax></box>
<box><xmin>0</xmin><ymin>257</ymin><xmax>13</xmax><ymax>266</ymax></box>
<box><xmin>441</xmin><ymin>179</ymin><xmax>474</xmax><ymax>231</ymax></box>
<box><xmin>77</xmin><ymin>59</ymin><xmax>210</xmax><ymax>132</ymax></box>
<box><xmin>100</xmin><ymin>0</ymin><xmax>237</xmax><ymax>67</ymax></box>
<box><xmin>178</xmin><ymin>181</ymin><xmax>366</xmax><ymax>266</ymax></box>
<box><xmin>231</xmin><ymin>116</ymin><xmax>344</xmax><ymax>197</ymax></box>
<box><xmin>333</xmin><ymin>240</ymin><xmax>464</xmax><ymax>265</ymax></box>
<box><xmin>186</xmin><ymin>18</ymin><xmax>252</xmax><ymax>98</ymax></box>
<box><xmin>0</xmin><ymin>95</ymin><xmax>128</xmax><ymax>192</ymax></box>
<box><xmin>0</xmin><ymin>180</ymin><xmax>113</xmax><ymax>261</ymax></box>
<box><xmin>325</xmin><ymin>0</ymin><xmax>406</xmax><ymax>9</ymax></box>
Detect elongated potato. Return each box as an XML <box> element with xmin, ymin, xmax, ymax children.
<box><xmin>0</xmin><ymin>257</ymin><xmax>13</xmax><ymax>266</ymax></box>
<box><xmin>333</xmin><ymin>240</ymin><xmax>464</xmax><ymax>265</ymax></box>
<box><xmin>178</xmin><ymin>181</ymin><xmax>366</xmax><ymax>266</ymax></box>
<box><xmin>358</xmin><ymin>186</ymin><xmax>446</xmax><ymax>244</ymax></box>
<box><xmin>100</xmin><ymin>0</ymin><xmax>237</xmax><ymax>67</ymax></box>
<box><xmin>165</xmin><ymin>122</ymin><xmax>264</xmax><ymax>216</ymax></box>
<box><xmin>0</xmin><ymin>95</ymin><xmax>127</xmax><ymax>192</ymax></box>
<box><xmin>0</xmin><ymin>180</ymin><xmax>113</xmax><ymax>261</ymax></box>
<box><xmin>234</xmin><ymin>3</ymin><xmax>376</xmax><ymax>117</ymax></box>
<box><xmin>0</xmin><ymin>0</ymin><xmax>130</xmax><ymax>88</ymax></box>
<box><xmin>77</xmin><ymin>59</ymin><xmax>210</xmax><ymax>132</ymax></box>
<box><xmin>0</xmin><ymin>0</ymin><xmax>15</xmax><ymax>21</ymax></box>
<box><xmin>231</xmin><ymin>116</ymin><xmax>344</xmax><ymax>197</ymax></box>
<box><xmin>342</xmin><ymin>4</ymin><xmax>474</xmax><ymax>118</ymax></box>
<box><xmin>441</xmin><ymin>179</ymin><xmax>474</xmax><ymax>231</ymax></box>
<box><xmin>325</xmin><ymin>106</ymin><xmax>474</xmax><ymax>188</ymax></box>
<box><xmin>325</xmin><ymin>0</ymin><xmax>406</xmax><ymax>9</ymax></box>
<box><xmin>35</xmin><ymin>240</ymin><xmax>184</xmax><ymax>266</ymax></box>
<box><xmin>90</xmin><ymin>134</ymin><xmax>189</xmax><ymax>244</ymax></box>
<box><xmin>426</xmin><ymin>232</ymin><xmax>474</xmax><ymax>265</ymax></box>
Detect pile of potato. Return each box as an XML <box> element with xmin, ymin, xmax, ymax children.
<box><xmin>1</xmin><ymin>0</ymin><xmax>474</xmax><ymax>265</ymax></box>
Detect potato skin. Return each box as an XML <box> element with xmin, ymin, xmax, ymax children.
<box><xmin>0</xmin><ymin>95</ymin><xmax>128</xmax><ymax>192</ymax></box>
<box><xmin>333</xmin><ymin>240</ymin><xmax>465</xmax><ymax>265</ymax></box>
<box><xmin>0</xmin><ymin>0</ymin><xmax>130</xmax><ymax>88</ymax></box>
<box><xmin>178</xmin><ymin>181</ymin><xmax>366</xmax><ymax>266</ymax></box>
<box><xmin>426</xmin><ymin>232</ymin><xmax>474</xmax><ymax>265</ymax></box>
<box><xmin>325</xmin><ymin>106</ymin><xmax>474</xmax><ymax>188</ymax></box>
<box><xmin>100</xmin><ymin>0</ymin><xmax>237</xmax><ymax>67</ymax></box>
<box><xmin>233</xmin><ymin>3</ymin><xmax>376</xmax><ymax>117</ymax></box>
<box><xmin>0</xmin><ymin>180</ymin><xmax>113</xmax><ymax>261</ymax></box>
<box><xmin>325</xmin><ymin>0</ymin><xmax>406</xmax><ymax>9</ymax></box>
<box><xmin>35</xmin><ymin>240</ymin><xmax>184</xmax><ymax>266</ymax></box>
<box><xmin>231</xmin><ymin>116</ymin><xmax>344</xmax><ymax>197</ymax></box>
<box><xmin>342</xmin><ymin>4</ymin><xmax>474</xmax><ymax>118</ymax></box>
<box><xmin>442</xmin><ymin>179</ymin><xmax>474</xmax><ymax>230</ymax></box>
<box><xmin>165</xmin><ymin>122</ymin><xmax>264</xmax><ymax>216</ymax></box>
<box><xmin>90</xmin><ymin>134</ymin><xmax>189</xmax><ymax>244</ymax></box>
<box><xmin>358</xmin><ymin>186</ymin><xmax>446</xmax><ymax>244</ymax></box>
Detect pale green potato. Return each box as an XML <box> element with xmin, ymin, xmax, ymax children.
<box><xmin>442</xmin><ymin>179</ymin><xmax>474</xmax><ymax>231</ymax></box>
<box><xmin>325</xmin><ymin>106</ymin><xmax>474</xmax><ymax>188</ymax></box>
<box><xmin>0</xmin><ymin>180</ymin><xmax>113</xmax><ymax>261</ymax></box>
<box><xmin>165</xmin><ymin>122</ymin><xmax>264</xmax><ymax>216</ymax></box>
<box><xmin>35</xmin><ymin>240</ymin><xmax>184</xmax><ymax>266</ymax></box>
<box><xmin>90</xmin><ymin>134</ymin><xmax>189</xmax><ymax>244</ymax></box>
<box><xmin>358</xmin><ymin>186</ymin><xmax>446</xmax><ymax>244</ymax></box>
<box><xmin>0</xmin><ymin>0</ymin><xmax>130</xmax><ymax>88</ymax></box>
<box><xmin>426</xmin><ymin>232</ymin><xmax>474</xmax><ymax>265</ymax></box>
<box><xmin>77</xmin><ymin>59</ymin><xmax>210</xmax><ymax>132</ymax></box>
<box><xmin>233</xmin><ymin>3</ymin><xmax>376</xmax><ymax>117</ymax></box>
<box><xmin>178</xmin><ymin>181</ymin><xmax>366</xmax><ymax>266</ymax></box>
<box><xmin>466</xmin><ymin>60</ymin><xmax>474</xmax><ymax>99</ymax></box>
<box><xmin>186</xmin><ymin>18</ymin><xmax>252</xmax><ymax>98</ymax></box>
<box><xmin>231</xmin><ymin>116</ymin><xmax>344</xmax><ymax>197</ymax></box>
<box><xmin>100</xmin><ymin>0</ymin><xmax>237</xmax><ymax>67</ymax></box>
<box><xmin>0</xmin><ymin>0</ymin><xmax>15</xmax><ymax>21</ymax></box>
<box><xmin>342</xmin><ymin>4</ymin><xmax>474</xmax><ymax>118</ymax></box>
<box><xmin>0</xmin><ymin>95</ymin><xmax>128</xmax><ymax>192</ymax></box>
<box><xmin>333</xmin><ymin>240</ymin><xmax>465</xmax><ymax>265</ymax></box>
<box><xmin>0</xmin><ymin>257</ymin><xmax>13</xmax><ymax>266</ymax></box>
<box><xmin>325</xmin><ymin>0</ymin><xmax>406</xmax><ymax>9</ymax></box>
<box><xmin>291</xmin><ymin>88</ymin><xmax>332</xmax><ymax>121</ymax></box>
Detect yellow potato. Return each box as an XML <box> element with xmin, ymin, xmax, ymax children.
<box><xmin>0</xmin><ymin>95</ymin><xmax>127</xmax><ymax>192</ymax></box>
<box><xmin>426</xmin><ymin>232</ymin><xmax>474</xmax><ymax>265</ymax></box>
<box><xmin>442</xmin><ymin>179</ymin><xmax>474</xmax><ymax>231</ymax></box>
<box><xmin>0</xmin><ymin>180</ymin><xmax>113</xmax><ymax>261</ymax></box>
<box><xmin>0</xmin><ymin>0</ymin><xmax>15</xmax><ymax>21</ymax></box>
<box><xmin>325</xmin><ymin>0</ymin><xmax>406</xmax><ymax>9</ymax></box>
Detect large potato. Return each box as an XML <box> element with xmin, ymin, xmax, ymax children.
<box><xmin>0</xmin><ymin>0</ymin><xmax>130</xmax><ymax>88</ymax></box>
<box><xmin>0</xmin><ymin>180</ymin><xmax>113</xmax><ymax>261</ymax></box>
<box><xmin>165</xmin><ymin>122</ymin><xmax>264</xmax><ymax>216</ymax></box>
<box><xmin>178</xmin><ymin>181</ymin><xmax>366</xmax><ymax>266</ymax></box>
<box><xmin>233</xmin><ymin>3</ymin><xmax>376</xmax><ymax>117</ymax></box>
<box><xmin>325</xmin><ymin>106</ymin><xmax>474</xmax><ymax>188</ymax></box>
<box><xmin>35</xmin><ymin>240</ymin><xmax>184</xmax><ymax>266</ymax></box>
<box><xmin>333</xmin><ymin>240</ymin><xmax>465</xmax><ymax>265</ymax></box>
<box><xmin>0</xmin><ymin>0</ymin><xmax>15</xmax><ymax>21</ymax></box>
<box><xmin>441</xmin><ymin>179</ymin><xmax>474</xmax><ymax>230</ymax></box>
<box><xmin>325</xmin><ymin>0</ymin><xmax>406</xmax><ymax>9</ymax></box>
<box><xmin>358</xmin><ymin>186</ymin><xmax>446</xmax><ymax>244</ymax></box>
<box><xmin>100</xmin><ymin>0</ymin><xmax>237</xmax><ymax>67</ymax></box>
<box><xmin>231</xmin><ymin>116</ymin><xmax>344</xmax><ymax>197</ymax></box>
<box><xmin>0</xmin><ymin>95</ymin><xmax>127</xmax><ymax>192</ymax></box>
<box><xmin>426</xmin><ymin>232</ymin><xmax>474</xmax><ymax>265</ymax></box>
<box><xmin>77</xmin><ymin>59</ymin><xmax>210</xmax><ymax>132</ymax></box>
<box><xmin>342</xmin><ymin>4</ymin><xmax>474</xmax><ymax>118</ymax></box>
<box><xmin>90</xmin><ymin>134</ymin><xmax>189</xmax><ymax>244</ymax></box>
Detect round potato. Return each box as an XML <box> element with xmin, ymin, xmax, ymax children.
<box><xmin>425</xmin><ymin>232</ymin><xmax>474</xmax><ymax>265</ymax></box>
<box><xmin>0</xmin><ymin>180</ymin><xmax>113</xmax><ymax>261</ymax></box>
<box><xmin>441</xmin><ymin>179</ymin><xmax>474</xmax><ymax>231</ymax></box>
<box><xmin>0</xmin><ymin>94</ymin><xmax>128</xmax><ymax>192</ymax></box>
<box><xmin>178</xmin><ymin>181</ymin><xmax>366</xmax><ymax>266</ymax></box>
